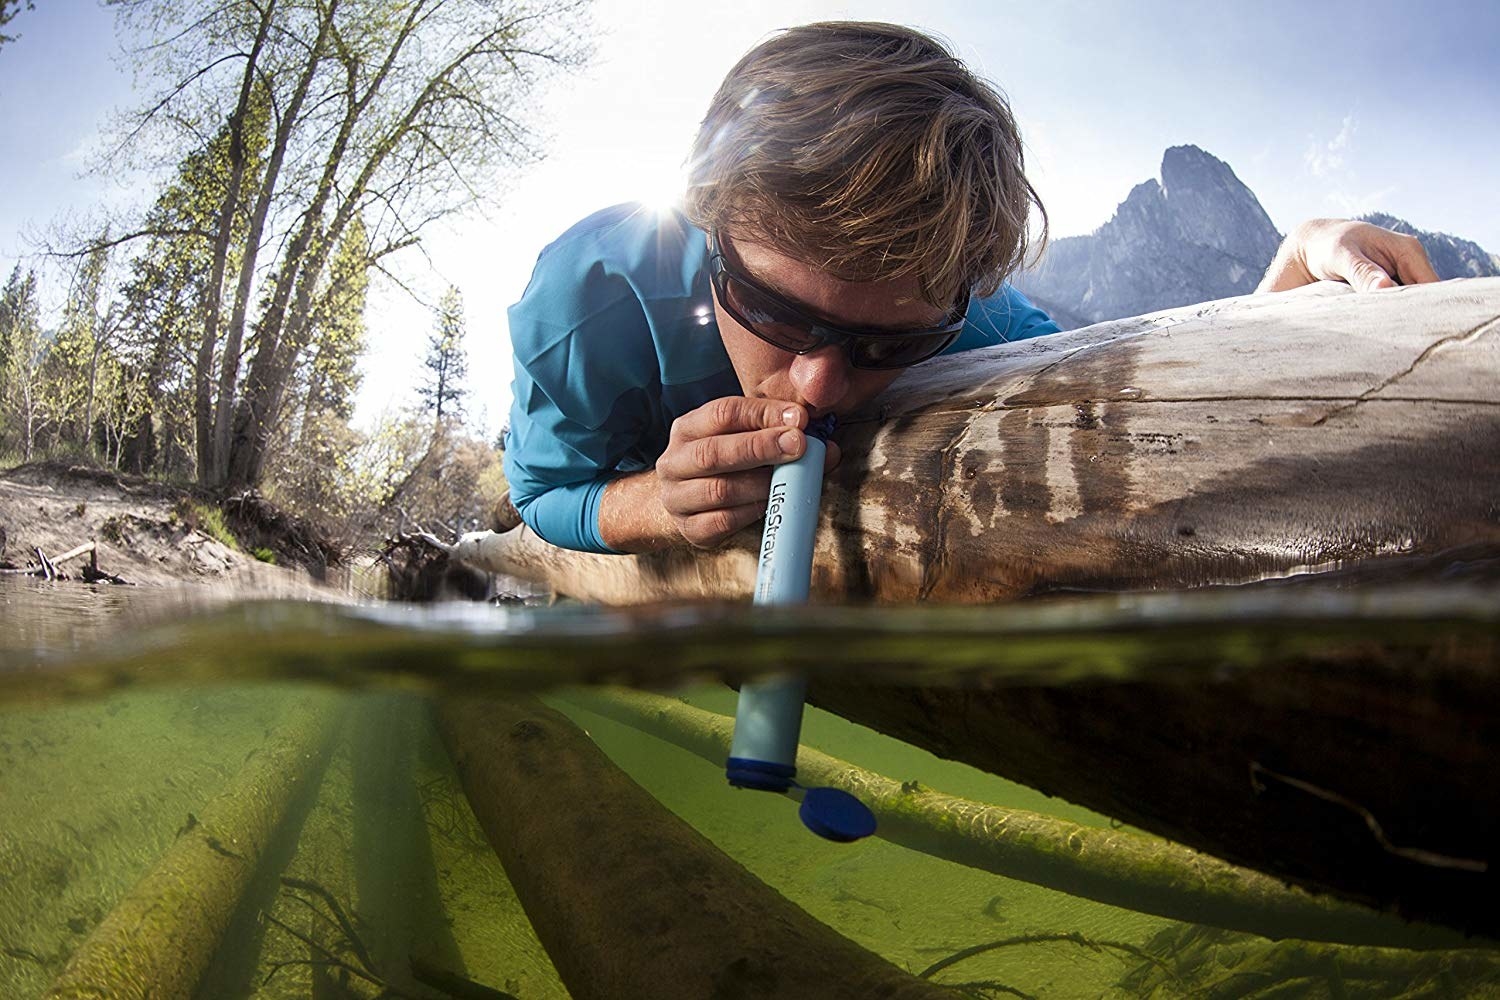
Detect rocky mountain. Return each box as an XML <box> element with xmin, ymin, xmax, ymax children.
<box><xmin>1015</xmin><ymin>145</ymin><xmax>1497</xmax><ymax>330</ymax></box>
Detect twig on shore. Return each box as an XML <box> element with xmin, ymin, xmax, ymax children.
<box><xmin>0</xmin><ymin>541</ymin><xmax>131</xmax><ymax>584</ymax></box>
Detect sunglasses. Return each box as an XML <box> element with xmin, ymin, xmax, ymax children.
<box><xmin>708</xmin><ymin>231</ymin><xmax>969</xmax><ymax>371</ymax></box>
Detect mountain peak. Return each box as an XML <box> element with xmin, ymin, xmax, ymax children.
<box><xmin>1160</xmin><ymin>144</ymin><xmax>1235</xmax><ymax>188</ymax></box>
<box><xmin>1013</xmin><ymin>145</ymin><xmax>1497</xmax><ymax>331</ymax></box>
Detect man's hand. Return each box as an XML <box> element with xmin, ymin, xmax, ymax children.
<box><xmin>1257</xmin><ymin>219</ymin><xmax>1440</xmax><ymax>294</ymax></box>
<box><xmin>598</xmin><ymin>397</ymin><xmax>840</xmax><ymax>552</ymax></box>
<box><xmin>657</xmin><ymin>396</ymin><xmax>840</xmax><ymax>549</ymax></box>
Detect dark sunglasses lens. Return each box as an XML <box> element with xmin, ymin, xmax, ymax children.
<box><xmin>720</xmin><ymin>274</ymin><xmax>821</xmax><ymax>352</ymax></box>
<box><xmin>850</xmin><ymin>332</ymin><xmax>955</xmax><ymax>369</ymax></box>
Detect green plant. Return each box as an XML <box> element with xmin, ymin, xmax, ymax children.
<box><xmin>252</xmin><ymin>547</ymin><xmax>277</xmax><ymax>564</ymax></box>
<box><xmin>190</xmin><ymin>502</ymin><xmax>239</xmax><ymax>550</ymax></box>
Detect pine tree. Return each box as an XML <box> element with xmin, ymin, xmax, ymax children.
<box><xmin>301</xmin><ymin>216</ymin><xmax>370</xmax><ymax>425</ymax></box>
<box><xmin>417</xmin><ymin>286</ymin><xmax>468</xmax><ymax>424</ymax></box>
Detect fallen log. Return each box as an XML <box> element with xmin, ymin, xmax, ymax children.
<box><xmin>453</xmin><ymin>278</ymin><xmax>1500</xmax><ymax>600</ymax></box>
<box><xmin>557</xmin><ymin>687</ymin><xmax>1466</xmax><ymax>950</ymax></box>
<box><xmin>437</xmin><ymin>694</ymin><xmax>954</xmax><ymax>1000</ymax></box>
<box><xmin>43</xmin><ymin>696</ymin><xmax>340</xmax><ymax>1000</ymax></box>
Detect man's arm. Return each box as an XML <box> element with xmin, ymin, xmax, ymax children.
<box><xmin>1258</xmin><ymin>219</ymin><xmax>1440</xmax><ymax>294</ymax></box>
<box><xmin>597</xmin><ymin>396</ymin><xmax>838</xmax><ymax>553</ymax></box>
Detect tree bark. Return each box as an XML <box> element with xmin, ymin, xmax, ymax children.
<box><xmin>209</xmin><ymin>1</ymin><xmax>334</xmax><ymax>487</ymax></box>
<box><xmin>194</xmin><ymin>0</ymin><xmax>273</xmax><ymax>481</ymax></box>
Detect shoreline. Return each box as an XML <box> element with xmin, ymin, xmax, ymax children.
<box><xmin>0</xmin><ymin>462</ymin><xmax>351</xmax><ymax>596</ymax></box>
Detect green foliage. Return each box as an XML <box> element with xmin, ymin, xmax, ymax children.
<box><xmin>417</xmin><ymin>286</ymin><xmax>469</xmax><ymax>422</ymax></box>
<box><xmin>301</xmin><ymin>215</ymin><xmax>370</xmax><ymax>424</ymax></box>
<box><xmin>0</xmin><ymin>265</ymin><xmax>50</xmax><ymax>462</ymax></box>
<box><xmin>261</xmin><ymin>407</ymin><xmax>507</xmax><ymax>554</ymax></box>
<box><xmin>252</xmin><ymin>546</ymin><xmax>276</xmax><ymax>564</ymax></box>
<box><xmin>171</xmin><ymin>497</ymin><xmax>240</xmax><ymax>549</ymax></box>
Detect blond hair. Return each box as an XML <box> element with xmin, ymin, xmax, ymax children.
<box><xmin>683</xmin><ymin>21</ymin><xmax>1046</xmax><ymax>306</ymax></box>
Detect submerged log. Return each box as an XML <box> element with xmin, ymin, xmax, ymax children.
<box><xmin>559</xmin><ymin>687</ymin><xmax>1466</xmax><ymax>950</ymax></box>
<box><xmin>43</xmin><ymin>697</ymin><xmax>339</xmax><ymax>1000</ymax></box>
<box><xmin>437</xmin><ymin>694</ymin><xmax>953</xmax><ymax>1000</ymax></box>
<box><xmin>805</xmin><ymin>637</ymin><xmax>1500</xmax><ymax>940</ymax></box>
<box><xmin>454</xmin><ymin>278</ymin><xmax>1500</xmax><ymax>600</ymax></box>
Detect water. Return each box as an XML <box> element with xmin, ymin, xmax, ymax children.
<box><xmin>1</xmin><ymin>579</ymin><xmax>1497</xmax><ymax>999</ymax></box>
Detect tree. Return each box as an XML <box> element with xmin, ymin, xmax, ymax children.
<box><xmin>111</xmin><ymin>123</ymin><xmax>246</xmax><ymax>474</ymax></box>
<box><xmin>300</xmin><ymin>215</ymin><xmax>370</xmax><ymax>426</ymax></box>
<box><xmin>0</xmin><ymin>266</ymin><xmax>47</xmax><ymax>460</ymax></box>
<box><xmin>48</xmin><ymin>238</ymin><xmax>117</xmax><ymax>453</ymax></box>
<box><xmin>104</xmin><ymin>0</ymin><xmax>589</xmax><ymax>488</ymax></box>
<box><xmin>259</xmin><ymin>214</ymin><xmax>371</xmax><ymax>527</ymax></box>
<box><xmin>0</xmin><ymin>0</ymin><xmax>33</xmax><ymax>50</ymax></box>
<box><xmin>418</xmin><ymin>285</ymin><xmax>467</xmax><ymax>424</ymax></box>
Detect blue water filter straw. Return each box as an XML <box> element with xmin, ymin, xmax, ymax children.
<box><xmin>725</xmin><ymin>415</ymin><xmax>878</xmax><ymax>842</ymax></box>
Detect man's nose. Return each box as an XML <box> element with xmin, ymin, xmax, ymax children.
<box><xmin>788</xmin><ymin>344</ymin><xmax>852</xmax><ymax>410</ymax></box>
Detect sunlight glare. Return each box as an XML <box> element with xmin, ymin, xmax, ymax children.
<box><xmin>640</xmin><ymin>162</ymin><xmax>690</xmax><ymax>216</ymax></box>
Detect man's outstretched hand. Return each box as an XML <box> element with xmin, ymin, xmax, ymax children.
<box><xmin>599</xmin><ymin>396</ymin><xmax>840</xmax><ymax>552</ymax></box>
<box><xmin>1257</xmin><ymin>219</ymin><xmax>1440</xmax><ymax>294</ymax></box>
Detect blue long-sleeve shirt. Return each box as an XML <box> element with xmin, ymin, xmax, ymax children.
<box><xmin>504</xmin><ymin>203</ymin><xmax>1060</xmax><ymax>553</ymax></box>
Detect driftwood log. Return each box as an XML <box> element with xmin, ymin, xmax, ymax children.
<box><xmin>446</xmin><ymin>279</ymin><xmax>1500</xmax><ymax>938</ymax></box>
<box><xmin>43</xmin><ymin>698</ymin><xmax>339</xmax><ymax>1000</ymax></box>
<box><xmin>454</xmin><ymin>277</ymin><xmax>1500</xmax><ymax>601</ymax></box>
<box><xmin>437</xmin><ymin>694</ymin><xmax>953</xmax><ymax>1000</ymax></box>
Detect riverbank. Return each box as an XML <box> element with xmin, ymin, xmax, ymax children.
<box><xmin>0</xmin><ymin>462</ymin><xmax>346</xmax><ymax>594</ymax></box>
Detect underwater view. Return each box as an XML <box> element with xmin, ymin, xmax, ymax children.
<box><xmin>2</xmin><ymin>579</ymin><xmax>1496</xmax><ymax>1000</ymax></box>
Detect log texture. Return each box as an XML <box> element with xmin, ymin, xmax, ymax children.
<box><xmin>43</xmin><ymin>698</ymin><xmax>339</xmax><ymax>1000</ymax></box>
<box><xmin>559</xmin><ymin>687</ymin><xmax>1468</xmax><ymax>950</ymax></box>
<box><xmin>437</xmin><ymin>695</ymin><xmax>953</xmax><ymax>1000</ymax></box>
<box><xmin>457</xmin><ymin>278</ymin><xmax>1500</xmax><ymax>601</ymax></box>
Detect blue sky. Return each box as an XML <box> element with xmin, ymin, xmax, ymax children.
<box><xmin>2</xmin><ymin>0</ymin><xmax>1496</xmax><ymax>430</ymax></box>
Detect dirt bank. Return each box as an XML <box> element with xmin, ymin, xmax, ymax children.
<box><xmin>0</xmin><ymin>462</ymin><xmax>344</xmax><ymax>594</ymax></box>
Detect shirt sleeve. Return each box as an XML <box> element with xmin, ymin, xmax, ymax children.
<box><xmin>945</xmin><ymin>283</ymin><xmax>1061</xmax><ymax>353</ymax></box>
<box><xmin>503</xmin><ymin>228</ymin><xmax>663</xmax><ymax>555</ymax></box>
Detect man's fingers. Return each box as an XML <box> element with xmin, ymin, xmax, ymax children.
<box><xmin>672</xmin><ymin>396</ymin><xmax>805</xmax><ymax>443</ymax></box>
<box><xmin>1358</xmin><ymin>260</ymin><xmax>1396</xmax><ymax>291</ymax></box>
<box><xmin>1392</xmin><ymin>240</ymin><xmax>1441</xmax><ymax>285</ymax></box>
<box><xmin>823</xmin><ymin>438</ymin><xmax>842</xmax><ymax>472</ymax></box>
<box><xmin>1340</xmin><ymin>249</ymin><xmax>1396</xmax><ymax>292</ymax></box>
<box><xmin>680</xmin><ymin>501</ymin><xmax>767</xmax><ymax>549</ymax></box>
<box><xmin>660</xmin><ymin>426</ymin><xmax>805</xmax><ymax>479</ymax></box>
<box><xmin>677</xmin><ymin>469</ymin><xmax>774</xmax><ymax>514</ymax></box>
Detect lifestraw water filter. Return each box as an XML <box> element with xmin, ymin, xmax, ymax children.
<box><xmin>725</xmin><ymin>415</ymin><xmax>877</xmax><ymax>842</ymax></box>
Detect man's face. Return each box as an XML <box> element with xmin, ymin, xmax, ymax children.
<box><xmin>710</xmin><ymin>235</ymin><xmax>953</xmax><ymax>417</ymax></box>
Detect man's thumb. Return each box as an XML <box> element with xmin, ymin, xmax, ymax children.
<box><xmin>1351</xmin><ymin>256</ymin><xmax>1396</xmax><ymax>292</ymax></box>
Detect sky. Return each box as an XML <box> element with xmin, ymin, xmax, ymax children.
<box><xmin>2</xmin><ymin>0</ymin><xmax>1497</xmax><ymax>436</ymax></box>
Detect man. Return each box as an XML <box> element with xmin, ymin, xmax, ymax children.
<box><xmin>504</xmin><ymin>22</ymin><xmax>1438</xmax><ymax>556</ymax></box>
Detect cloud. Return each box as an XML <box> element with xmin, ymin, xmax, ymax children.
<box><xmin>1300</xmin><ymin>113</ymin><xmax>1397</xmax><ymax>216</ymax></box>
<box><xmin>1304</xmin><ymin>115</ymin><xmax>1355</xmax><ymax>179</ymax></box>
<box><xmin>1326</xmin><ymin>184</ymin><xmax>1398</xmax><ymax>218</ymax></box>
